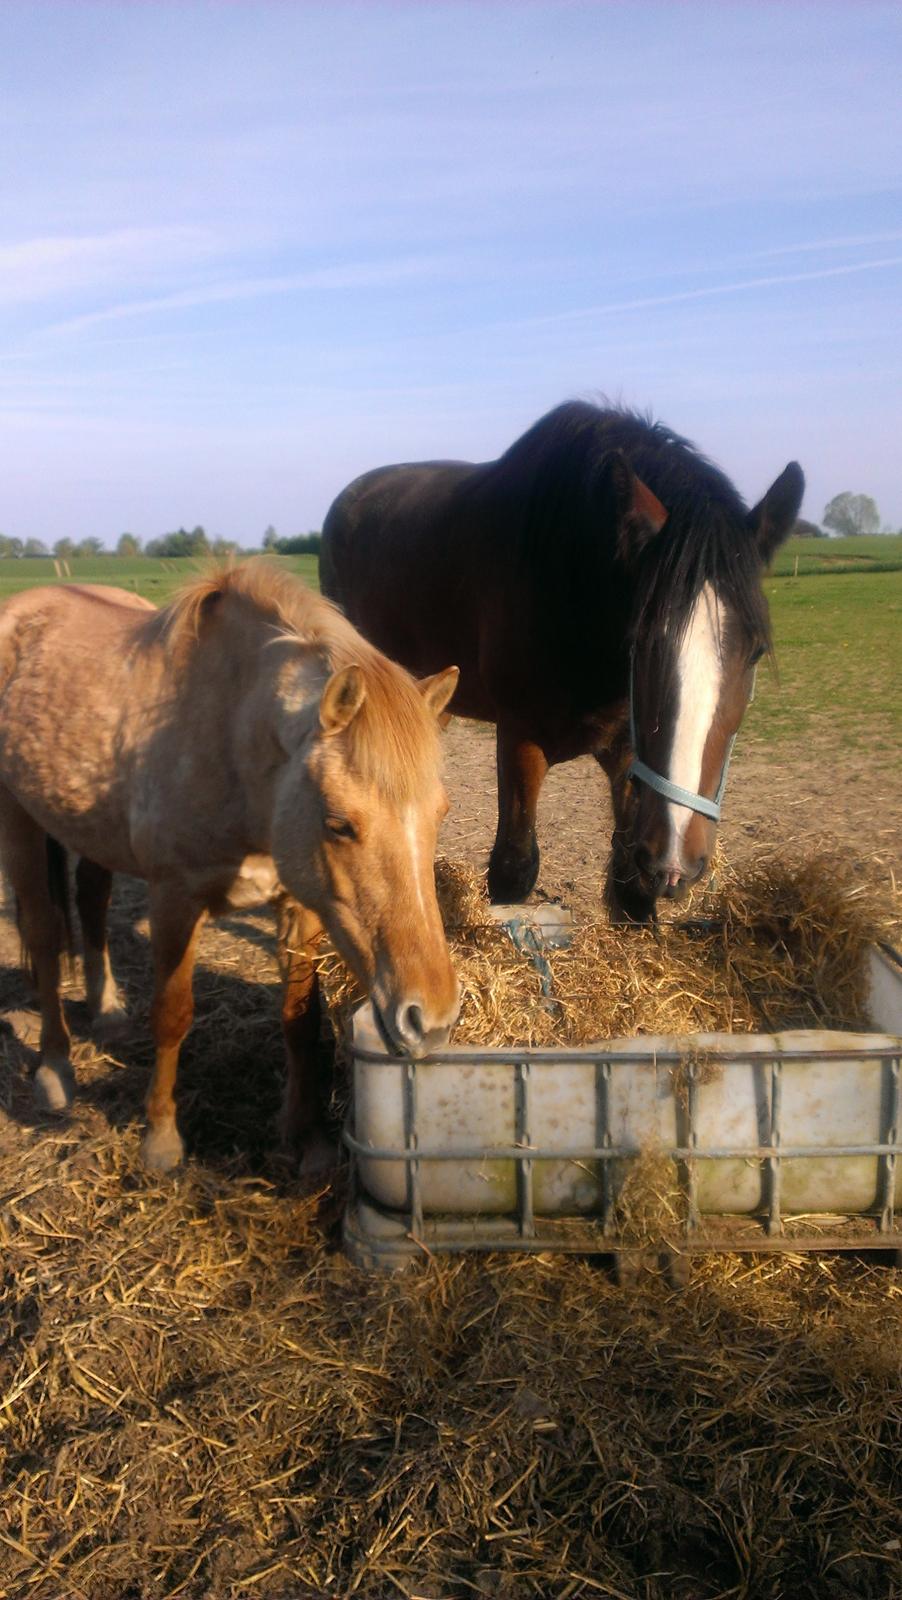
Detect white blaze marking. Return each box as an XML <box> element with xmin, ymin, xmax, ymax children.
<box><xmin>666</xmin><ymin>583</ymin><xmax>723</xmax><ymax>866</ymax></box>
<box><xmin>405</xmin><ymin>807</ymin><xmax>426</xmax><ymax>917</ymax></box>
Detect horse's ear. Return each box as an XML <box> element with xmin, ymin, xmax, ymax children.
<box><xmin>419</xmin><ymin>665</ymin><xmax>459</xmax><ymax>725</ymax></box>
<box><xmin>319</xmin><ymin>664</ymin><xmax>367</xmax><ymax>735</ymax></box>
<box><xmin>606</xmin><ymin>451</ymin><xmax>668</xmax><ymax>568</ymax></box>
<box><xmin>747</xmin><ymin>462</ymin><xmax>804</xmax><ymax>563</ymax></box>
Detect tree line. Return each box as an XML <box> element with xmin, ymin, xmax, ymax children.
<box><xmin>0</xmin><ymin>496</ymin><xmax>893</xmax><ymax>557</ymax></box>
<box><xmin>0</xmin><ymin>526</ymin><xmax>324</xmax><ymax>559</ymax></box>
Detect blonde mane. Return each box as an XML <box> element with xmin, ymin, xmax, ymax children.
<box><xmin>148</xmin><ymin>561</ymin><xmax>441</xmax><ymax>800</ymax></box>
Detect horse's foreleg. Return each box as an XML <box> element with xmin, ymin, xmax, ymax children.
<box><xmin>0</xmin><ymin>794</ymin><xmax>73</xmax><ymax>1110</ymax></box>
<box><xmin>144</xmin><ymin>887</ymin><xmax>203</xmax><ymax>1171</ymax></box>
<box><xmin>275</xmin><ymin>897</ymin><xmax>333</xmax><ymax>1179</ymax></box>
<box><xmin>596</xmin><ymin>751</ymin><xmax>657</xmax><ymax>925</ymax></box>
<box><xmin>75</xmin><ymin>858</ymin><xmax>128</xmax><ymax>1036</ymax></box>
<box><xmin>488</xmin><ymin>725</ymin><xmax>548</xmax><ymax>904</ymax></box>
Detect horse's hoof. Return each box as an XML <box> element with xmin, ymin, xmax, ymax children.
<box><xmin>34</xmin><ymin>1061</ymin><xmax>75</xmax><ymax>1113</ymax></box>
<box><xmin>142</xmin><ymin>1125</ymin><xmax>184</xmax><ymax>1173</ymax></box>
<box><xmin>487</xmin><ymin>843</ymin><xmax>541</xmax><ymax>905</ymax></box>
<box><xmin>92</xmin><ymin>1003</ymin><xmax>130</xmax><ymax>1042</ymax></box>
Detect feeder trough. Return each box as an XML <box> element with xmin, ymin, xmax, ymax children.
<box><xmin>342</xmin><ymin>908</ymin><xmax>902</xmax><ymax>1278</ymax></box>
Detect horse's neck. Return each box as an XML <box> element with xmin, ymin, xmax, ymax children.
<box><xmin>156</xmin><ymin>609</ymin><xmax>294</xmax><ymax>848</ymax></box>
<box><xmin>222</xmin><ymin>623</ymin><xmax>325</xmax><ymax>841</ymax></box>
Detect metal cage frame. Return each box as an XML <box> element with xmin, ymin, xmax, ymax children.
<box><xmin>342</xmin><ymin>1039</ymin><xmax>902</xmax><ymax>1274</ymax></box>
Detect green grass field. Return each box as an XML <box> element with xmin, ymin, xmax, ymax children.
<box><xmin>770</xmin><ymin>533</ymin><xmax>902</xmax><ymax>576</ymax></box>
<box><xmin>750</xmin><ymin>569</ymin><xmax>901</xmax><ymax>761</ymax></box>
<box><xmin>1</xmin><ymin>551</ymin><xmax>898</xmax><ymax>763</ymax></box>
<box><xmin>0</xmin><ymin>553</ymin><xmax>321</xmax><ymax>604</ymax></box>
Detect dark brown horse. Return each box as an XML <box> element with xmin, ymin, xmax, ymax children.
<box><xmin>320</xmin><ymin>402</ymin><xmax>803</xmax><ymax>923</ymax></box>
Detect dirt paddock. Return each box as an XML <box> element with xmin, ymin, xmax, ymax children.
<box><xmin>1</xmin><ymin>725</ymin><xmax>900</xmax><ymax>1600</ymax></box>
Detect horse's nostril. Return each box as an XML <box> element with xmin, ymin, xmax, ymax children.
<box><xmin>396</xmin><ymin>1002</ymin><xmax>425</xmax><ymax>1049</ymax></box>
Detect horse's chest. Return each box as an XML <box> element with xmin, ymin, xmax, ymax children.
<box><xmin>542</xmin><ymin>704</ymin><xmax>627</xmax><ymax>763</ymax></box>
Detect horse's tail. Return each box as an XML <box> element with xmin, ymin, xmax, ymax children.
<box><xmin>16</xmin><ymin>836</ymin><xmax>75</xmax><ymax>979</ymax></box>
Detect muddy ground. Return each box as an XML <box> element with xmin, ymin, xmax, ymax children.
<box><xmin>439</xmin><ymin>719</ymin><xmax>901</xmax><ymax>927</ymax></box>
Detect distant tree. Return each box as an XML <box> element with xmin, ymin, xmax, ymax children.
<box><xmin>0</xmin><ymin>536</ymin><xmax>10</xmax><ymax>558</ymax></box>
<box><xmin>211</xmin><ymin>536</ymin><xmax>239</xmax><ymax>558</ymax></box>
<box><xmin>823</xmin><ymin>492</ymin><xmax>880</xmax><ymax>538</ymax></box>
<box><xmin>53</xmin><ymin>537</ymin><xmax>75</xmax><ymax>560</ymax></box>
<box><xmin>5</xmin><ymin>537</ymin><xmax>23</xmax><ymax>559</ymax></box>
<box><xmin>145</xmin><ymin>526</ymin><xmax>209</xmax><ymax>558</ymax></box>
<box><xmin>74</xmin><ymin>537</ymin><xmax>104</xmax><ymax>557</ymax></box>
<box><xmin>117</xmin><ymin>532</ymin><xmax>142</xmax><ymax>557</ymax></box>
<box><xmin>273</xmin><ymin>531</ymin><xmax>322</xmax><ymax>555</ymax></box>
<box><xmin>24</xmin><ymin>538</ymin><xmax>49</xmax><ymax>557</ymax></box>
<box><xmin>262</xmin><ymin>525</ymin><xmax>279</xmax><ymax>552</ymax></box>
<box><xmin>791</xmin><ymin>518</ymin><xmax>828</xmax><ymax>539</ymax></box>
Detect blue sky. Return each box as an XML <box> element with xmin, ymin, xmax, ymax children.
<box><xmin>2</xmin><ymin>0</ymin><xmax>901</xmax><ymax>543</ymax></box>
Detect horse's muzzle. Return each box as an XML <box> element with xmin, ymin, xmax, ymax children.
<box><xmin>372</xmin><ymin>997</ymin><xmax>459</xmax><ymax>1059</ymax></box>
<box><xmin>634</xmin><ymin>847</ymin><xmax>708</xmax><ymax>902</ymax></box>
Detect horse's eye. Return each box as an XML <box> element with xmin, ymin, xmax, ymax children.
<box><xmin>325</xmin><ymin>815</ymin><xmax>357</xmax><ymax>841</ymax></box>
<box><xmin>749</xmin><ymin>646</ymin><xmax>766</xmax><ymax>667</ymax></box>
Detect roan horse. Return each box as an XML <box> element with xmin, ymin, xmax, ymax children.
<box><xmin>0</xmin><ymin>564</ymin><xmax>459</xmax><ymax>1170</ymax></box>
<box><xmin>320</xmin><ymin>402</ymin><xmax>804</xmax><ymax>923</ymax></box>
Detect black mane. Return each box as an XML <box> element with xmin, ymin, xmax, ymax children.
<box><xmin>464</xmin><ymin>400</ymin><xmax>771</xmax><ymax>653</ymax></box>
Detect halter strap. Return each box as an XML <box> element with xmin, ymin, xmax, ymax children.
<box><xmin>627</xmin><ymin>657</ymin><xmax>754</xmax><ymax>823</ymax></box>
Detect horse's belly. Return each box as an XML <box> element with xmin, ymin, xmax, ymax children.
<box><xmin>0</xmin><ymin>740</ymin><xmax>140</xmax><ymax>874</ymax></box>
<box><xmin>1</xmin><ymin>781</ymin><xmax>141</xmax><ymax>876</ymax></box>
<box><xmin>184</xmin><ymin>854</ymin><xmax>282</xmax><ymax>915</ymax></box>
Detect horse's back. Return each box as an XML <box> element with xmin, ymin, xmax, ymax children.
<box><xmin>321</xmin><ymin>460</ymin><xmax>477</xmax><ymax>597</ymax></box>
<box><xmin>61</xmin><ymin>583</ymin><xmax>156</xmax><ymax>612</ymax></box>
<box><xmin>321</xmin><ymin>458</ymin><xmax>491</xmax><ymax>692</ymax></box>
<box><xmin>0</xmin><ymin>582</ymin><xmax>152</xmax><ymax>672</ymax></box>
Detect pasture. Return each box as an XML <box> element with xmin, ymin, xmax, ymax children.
<box><xmin>1</xmin><ymin>541</ymin><xmax>898</xmax><ymax>759</ymax></box>
<box><xmin>0</xmin><ymin>554</ymin><xmax>900</xmax><ymax>1598</ymax></box>
<box><xmin>0</xmin><ymin>554</ymin><xmax>321</xmax><ymax>606</ymax></box>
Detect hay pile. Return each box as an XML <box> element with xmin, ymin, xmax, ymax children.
<box><xmin>1</xmin><ymin>855</ymin><xmax>901</xmax><ymax>1598</ymax></box>
<box><xmin>319</xmin><ymin>850</ymin><xmax>890</xmax><ymax>1048</ymax></box>
<box><xmin>1</xmin><ymin>1120</ymin><xmax>901</xmax><ymax>1600</ymax></box>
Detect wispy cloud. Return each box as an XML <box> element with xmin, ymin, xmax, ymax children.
<box><xmin>39</xmin><ymin>254</ymin><xmax>464</xmax><ymax>336</ymax></box>
<box><xmin>0</xmin><ymin>227</ymin><xmax>217</xmax><ymax>306</ymax></box>
<box><xmin>510</xmin><ymin>256</ymin><xmax>902</xmax><ymax>330</ymax></box>
<box><xmin>751</xmin><ymin>230</ymin><xmax>902</xmax><ymax>259</ymax></box>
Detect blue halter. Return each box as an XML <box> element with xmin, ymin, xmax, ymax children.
<box><xmin>627</xmin><ymin>656</ymin><xmax>754</xmax><ymax>823</ymax></box>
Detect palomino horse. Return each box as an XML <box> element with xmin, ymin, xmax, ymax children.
<box><xmin>0</xmin><ymin>565</ymin><xmax>459</xmax><ymax>1170</ymax></box>
<box><xmin>321</xmin><ymin>402</ymin><xmax>803</xmax><ymax>923</ymax></box>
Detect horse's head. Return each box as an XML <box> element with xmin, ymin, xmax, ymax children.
<box><xmin>613</xmin><ymin>454</ymin><xmax>804</xmax><ymax>919</ymax></box>
<box><xmin>272</xmin><ymin>653</ymin><xmax>461</xmax><ymax>1055</ymax></box>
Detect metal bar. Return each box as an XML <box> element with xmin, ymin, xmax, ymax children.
<box><xmin>346</xmin><ymin>1197</ymin><xmax>902</xmax><ymax>1261</ymax></box>
<box><xmin>599</xmin><ymin>1058</ymin><xmax>613</xmax><ymax>1235</ymax></box>
<box><xmin>879</xmin><ymin>1055</ymin><xmax>900</xmax><ymax>1233</ymax></box>
<box><xmin>515</xmin><ymin>1061</ymin><xmax>535</xmax><ymax>1239</ymax></box>
<box><xmin>686</xmin><ymin>1063</ymin><xmax>699</xmax><ymax>1234</ymax></box>
<box><xmin>343</xmin><ymin>1130</ymin><xmax>902</xmax><ymax>1163</ymax></box>
<box><xmin>353</xmin><ymin>1226</ymin><xmax>902</xmax><ymax>1260</ymax></box>
<box><xmin>351</xmin><ymin>1042</ymin><xmax>895</xmax><ymax>1066</ymax></box>
<box><xmin>403</xmin><ymin>1061</ymin><xmax>423</xmax><ymax>1238</ymax></box>
<box><xmin>767</xmin><ymin>1059</ymin><xmax>783</xmax><ymax>1236</ymax></box>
